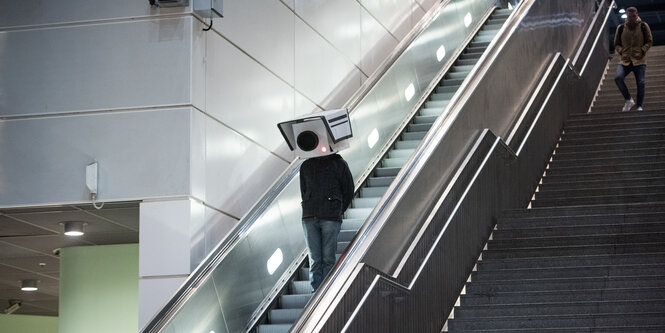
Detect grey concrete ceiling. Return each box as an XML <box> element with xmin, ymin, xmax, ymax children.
<box><xmin>0</xmin><ymin>201</ymin><xmax>139</xmax><ymax>316</ymax></box>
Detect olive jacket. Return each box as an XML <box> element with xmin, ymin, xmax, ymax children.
<box><xmin>614</xmin><ymin>18</ymin><xmax>653</xmax><ymax>66</ymax></box>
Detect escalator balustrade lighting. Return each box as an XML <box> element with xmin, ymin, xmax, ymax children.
<box><xmin>368</xmin><ymin>128</ymin><xmax>380</xmax><ymax>148</ymax></box>
<box><xmin>464</xmin><ymin>12</ymin><xmax>472</xmax><ymax>27</ymax></box>
<box><xmin>437</xmin><ymin>45</ymin><xmax>446</xmax><ymax>61</ymax></box>
<box><xmin>267</xmin><ymin>248</ymin><xmax>284</xmax><ymax>275</ymax></box>
<box><xmin>404</xmin><ymin>83</ymin><xmax>416</xmax><ymax>101</ymax></box>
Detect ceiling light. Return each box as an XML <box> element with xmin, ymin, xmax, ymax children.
<box><xmin>21</xmin><ymin>279</ymin><xmax>38</xmax><ymax>292</ymax></box>
<box><xmin>619</xmin><ymin>8</ymin><xmax>625</xmax><ymax>14</ymax></box>
<box><xmin>61</xmin><ymin>221</ymin><xmax>86</xmax><ymax>236</ymax></box>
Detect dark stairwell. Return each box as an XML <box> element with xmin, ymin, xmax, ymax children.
<box><xmin>446</xmin><ymin>45</ymin><xmax>665</xmax><ymax>332</ymax></box>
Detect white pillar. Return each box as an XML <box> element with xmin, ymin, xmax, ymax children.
<box><xmin>137</xmin><ymin>198</ymin><xmax>205</xmax><ymax>329</ymax></box>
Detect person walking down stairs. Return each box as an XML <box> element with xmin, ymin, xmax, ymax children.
<box><xmin>614</xmin><ymin>6</ymin><xmax>653</xmax><ymax>112</ymax></box>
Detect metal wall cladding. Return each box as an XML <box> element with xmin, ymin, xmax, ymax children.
<box><xmin>0</xmin><ymin>108</ymin><xmax>192</xmax><ymax>207</ymax></box>
<box><xmin>0</xmin><ymin>17</ymin><xmax>192</xmax><ymax>117</ymax></box>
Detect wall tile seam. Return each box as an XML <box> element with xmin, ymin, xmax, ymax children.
<box><xmin>190</xmin><ymin>105</ymin><xmax>293</xmax><ymax>165</ymax></box>
<box><xmin>201</xmin><ymin>15</ymin><xmax>368</xmax><ymax>115</ymax></box>
<box><xmin>142</xmin><ymin>194</ymin><xmax>241</xmax><ymax>221</ymax></box>
<box><xmin>0</xmin><ymin>12</ymin><xmax>194</xmax><ymax>33</ymax></box>
<box><xmin>0</xmin><ymin>104</ymin><xmax>195</xmax><ymax>121</ymax></box>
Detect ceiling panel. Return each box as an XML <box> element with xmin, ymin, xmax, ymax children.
<box><xmin>5</xmin><ymin>210</ymin><xmax>134</xmax><ymax>234</ymax></box>
<box><xmin>0</xmin><ymin>215</ymin><xmax>57</xmax><ymax>237</ymax></box>
<box><xmin>1</xmin><ymin>235</ymin><xmax>93</xmax><ymax>256</ymax></box>
<box><xmin>0</xmin><ymin>241</ymin><xmax>43</xmax><ymax>258</ymax></box>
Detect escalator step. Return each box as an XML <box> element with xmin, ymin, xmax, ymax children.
<box><xmin>338</xmin><ymin>229</ymin><xmax>357</xmax><ymax>242</ymax></box>
<box><xmin>257</xmin><ymin>324</ymin><xmax>291</xmax><ymax>333</ymax></box>
<box><xmin>395</xmin><ymin>139</ymin><xmax>422</xmax><ymax>149</ymax></box>
<box><xmin>345</xmin><ymin>207</ymin><xmax>372</xmax><ymax>219</ymax></box>
<box><xmin>337</xmin><ymin>241</ymin><xmax>351</xmax><ymax>253</ymax></box>
<box><xmin>389</xmin><ymin>148</ymin><xmax>415</xmax><ymax>158</ymax></box>
<box><xmin>353</xmin><ymin>196</ymin><xmax>380</xmax><ymax>208</ymax></box>
<box><xmin>443</xmin><ymin>78</ymin><xmax>465</xmax><ymax>86</ymax></box>
<box><xmin>413</xmin><ymin>115</ymin><xmax>437</xmax><ymax>124</ymax></box>
<box><xmin>280</xmin><ymin>294</ymin><xmax>312</xmax><ymax>309</ymax></box>
<box><xmin>290</xmin><ymin>280</ymin><xmax>311</xmax><ymax>294</ymax></box>
<box><xmin>360</xmin><ymin>186</ymin><xmax>389</xmax><ymax>198</ymax></box>
<box><xmin>367</xmin><ymin>176</ymin><xmax>396</xmax><ymax>187</ymax></box>
<box><xmin>421</xmin><ymin>105</ymin><xmax>446</xmax><ymax>115</ymax></box>
<box><xmin>456</xmin><ymin>58</ymin><xmax>477</xmax><ymax>66</ymax></box>
<box><xmin>401</xmin><ymin>131</ymin><xmax>426</xmax><ymax>141</ymax></box>
<box><xmin>447</xmin><ymin>71</ymin><xmax>470</xmax><ymax>79</ymax></box>
<box><xmin>431</xmin><ymin>92</ymin><xmax>454</xmax><ymax>100</ymax></box>
<box><xmin>383</xmin><ymin>156</ymin><xmax>410</xmax><ymax>167</ymax></box>
<box><xmin>375</xmin><ymin>166</ymin><xmax>401</xmax><ymax>177</ymax></box>
<box><xmin>341</xmin><ymin>218</ymin><xmax>364</xmax><ymax>230</ymax></box>
<box><xmin>436</xmin><ymin>85</ymin><xmax>459</xmax><ymax>93</ymax></box>
<box><xmin>408</xmin><ymin>122</ymin><xmax>432</xmax><ymax>132</ymax></box>
<box><xmin>268</xmin><ymin>308</ymin><xmax>303</xmax><ymax>324</ymax></box>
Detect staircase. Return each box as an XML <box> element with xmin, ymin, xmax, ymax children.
<box><xmin>591</xmin><ymin>45</ymin><xmax>665</xmax><ymax>113</ymax></box>
<box><xmin>446</xmin><ymin>73</ymin><xmax>665</xmax><ymax>331</ymax></box>
<box><xmin>256</xmin><ymin>7</ymin><xmax>513</xmax><ymax>333</ymax></box>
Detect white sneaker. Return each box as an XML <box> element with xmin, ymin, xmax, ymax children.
<box><xmin>622</xmin><ymin>98</ymin><xmax>635</xmax><ymax>112</ymax></box>
<box><xmin>637</xmin><ymin>106</ymin><xmax>644</xmax><ymax>111</ymax></box>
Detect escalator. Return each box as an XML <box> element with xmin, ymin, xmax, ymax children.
<box><xmin>256</xmin><ymin>7</ymin><xmax>513</xmax><ymax>333</ymax></box>
<box><xmin>141</xmin><ymin>2</ymin><xmax>517</xmax><ymax>333</ymax></box>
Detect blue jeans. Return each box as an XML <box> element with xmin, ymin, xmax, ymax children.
<box><xmin>615</xmin><ymin>64</ymin><xmax>646</xmax><ymax>107</ymax></box>
<box><xmin>302</xmin><ymin>218</ymin><xmax>341</xmax><ymax>292</ymax></box>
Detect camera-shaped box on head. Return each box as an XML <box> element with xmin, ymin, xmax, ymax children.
<box><xmin>277</xmin><ymin>108</ymin><xmax>353</xmax><ymax>159</ymax></box>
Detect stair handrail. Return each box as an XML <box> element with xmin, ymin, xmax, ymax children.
<box><xmin>292</xmin><ymin>0</ymin><xmax>612</xmax><ymax>330</ymax></box>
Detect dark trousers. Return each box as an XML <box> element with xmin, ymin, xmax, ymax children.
<box><xmin>615</xmin><ymin>64</ymin><xmax>646</xmax><ymax>107</ymax></box>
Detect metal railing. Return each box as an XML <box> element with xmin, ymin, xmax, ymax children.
<box><xmin>292</xmin><ymin>0</ymin><xmax>612</xmax><ymax>331</ymax></box>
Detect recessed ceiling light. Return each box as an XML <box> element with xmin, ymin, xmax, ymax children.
<box><xmin>60</xmin><ymin>221</ymin><xmax>87</xmax><ymax>236</ymax></box>
<box><xmin>21</xmin><ymin>279</ymin><xmax>38</xmax><ymax>292</ymax></box>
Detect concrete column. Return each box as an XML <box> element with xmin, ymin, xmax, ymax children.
<box><xmin>138</xmin><ymin>198</ymin><xmax>205</xmax><ymax>329</ymax></box>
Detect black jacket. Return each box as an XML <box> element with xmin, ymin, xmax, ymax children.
<box><xmin>300</xmin><ymin>154</ymin><xmax>354</xmax><ymax>222</ymax></box>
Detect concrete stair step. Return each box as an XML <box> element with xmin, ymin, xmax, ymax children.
<box><xmin>447</xmin><ymin>312</ymin><xmax>665</xmax><ymax>331</ymax></box>
<box><xmin>453</xmin><ymin>299</ymin><xmax>665</xmax><ymax>319</ymax></box>
<box><xmin>534</xmin><ymin>184</ymin><xmax>665</xmax><ymax>200</ymax></box>
<box><xmin>500</xmin><ymin>202</ymin><xmax>665</xmax><ymax>218</ymax></box>
<box><xmin>543</xmin><ymin>161</ymin><xmax>665</xmax><ymax>176</ymax></box>
<box><xmin>541</xmin><ymin>168</ymin><xmax>665</xmax><ymax>184</ymax></box>
<box><xmin>592</xmin><ymin>105</ymin><xmax>665</xmax><ymax>113</ymax></box>
<box><xmin>460</xmin><ymin>287</ymin><xmax>665</xmax><ymax>306</ymax></box>
<box><xmin>557</xmin><ymin>133</ymin><xmax>665</xmax><ymax>147</ymax></box>
<box><xmin>477</xmin><ymin>252</ymin><xmax>665</xmax><ymax>271</ymax></box>
<box><xmin>538</xmin><ymin>177</ymin><xmax>665</xmax><ymax>191</ymax></box>
<box><xmin>466</xmin><ymin>274</ymin><xmax>665</xmax><ymax>294</ymax></box>
<box><xmin>548</xmin><ymin>155</ymin><xmax>665</xmax><ymax>168</ymax></box>
<box><xmin>551</xmin><ymin>146</ymin><xmax>665</xmax><ymax>161</ymax></box>
<box><xmin>487</xmin><ymin>232</ymin><xmax>665</xmax><ymax>249</ymax></box>
<box><xmin>566</xmin><ymin>110</ymin><xmax>665</xmax><ymax>123</ymax></box>
<box><xmin>531</xmin><ymin>193</ymin><xmax>665</xmax><ymax>207</ymax></box>
<box><xmin>493</xmin><ymin>222</ymin><xmax>665</xmax><ymax>240</ymax></box>
<box><xmin>564</xmin><ymin>119</ymin><xmax>665</xmax><ymax>133</ymax></box>
<box><xmin>482</xmin><ymin>242</ymin><xmax>665</xmax><ymax>259</ymax></box>
<box><xmin>497</xmin><ymin>211</ymin><xmax>665</xmax><ymax>229</ymax></box>
<box><xmin>554</xmin><ymin>140</ymin><xmax>665</xmax><ymax>154</ymax></box>
<box><xmin>561</xmin><ymin>124</ymin><xmax>665</xmax><ymax>138</ymax></box>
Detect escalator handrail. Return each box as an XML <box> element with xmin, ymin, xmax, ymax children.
<box><xmin>139</xmin><ymin>0</ymin><xmax>465</xmax><ymax>332</ymax></box>
<box><xmin>290</xmin><ymin>2</ymin><xmax>531</xmax><ymax>332</ymax></box>
<box><xmin>295</xmin><ymin>0</ymin><xmax>614</xmax><ymax>330</ymax></box>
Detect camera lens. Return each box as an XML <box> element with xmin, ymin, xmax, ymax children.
<box><xmin>297</xmin><ymin>131</ymin><xmax>319</xmax><ymax>151</ymax></box>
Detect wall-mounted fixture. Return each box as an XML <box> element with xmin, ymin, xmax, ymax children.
<box><xmin>61</xmin><ymin>221</ymin><xmax>87</xmax><ymax>237</ymax></box>
<box><xmin>4</xmin><ymin>300</ymin><xmax>21</xmax><ymax>314</ymax></box>
<box><xmin>20</xmin><ymin>280</ymin><xmax>38</xmax><ymax>292</ymax></box>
